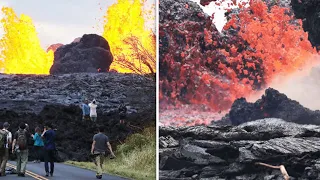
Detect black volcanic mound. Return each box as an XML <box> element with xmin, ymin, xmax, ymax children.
<box><xmin>50</xmin><ymin>34</ymin><xmax>113</xmax><ymax>74</ymax></box>
<box><xmin>216</xmin><ymin>88</ymin><xmax>320</xmax><ymax>126</ymax></box>
<box><xmin>0</xmin><ymin>73</ymin><xmax>155</xmax><ymax>161</ymax></box>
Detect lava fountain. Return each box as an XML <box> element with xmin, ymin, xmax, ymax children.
<box><xmin>102</xmin><ymin>0</ymin><xmax>156</xmax><ymax>74</ymax></box>
<box><xmin>159</xmin><ymin>0</ymin><xmax>320</xmax><ymax>126</ymax></box>
<box><xmin>0</xmin><ymin>7</ymin><xmax>54</xmax><ymax>74</ymax></box>
<box><xmin>0</xmin><ymin>0</ymin><xmax>155</xmax><ymax>75</ymax></box>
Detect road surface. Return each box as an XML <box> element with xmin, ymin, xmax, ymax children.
<box><xmin>3</xmin><ymin>161</ymin><xmax>129</xmax><ymax>180</ymax></box>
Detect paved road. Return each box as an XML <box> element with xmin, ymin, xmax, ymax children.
<box><xmin>3</xmin><ymin>161</ymin><xmax>129</xmax><ymax>180</ymax></box>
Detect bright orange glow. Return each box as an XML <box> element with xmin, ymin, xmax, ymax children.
<box><xmin>0</xmin><ymin>7</ymin><xmax>54</xmax><ymax>74</ymax></box>
<box><xmin>102</xmin><ymin>0</ymin><xmax>156</xmax><ymax>74</ymax></box>
<box><xmin>159</xmin><ymin>0</ymin><xmax>320</xmax><ymax>126</ymax></box>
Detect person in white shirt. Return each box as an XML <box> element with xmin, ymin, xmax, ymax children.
<box><xmin>0</xmin><ymin>122</ymin><xmax>12</xmax><ymax>176</ymax></box>
<box><xmin>89</xmin><ymin>99</ymin><xmax>98</xmax><ymax>122</ymax></box>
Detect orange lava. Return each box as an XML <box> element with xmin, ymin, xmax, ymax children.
<box><xmin>159</xmin><ymin>0</ymin><xmax>320</xmax><ymax>126</ymax></box>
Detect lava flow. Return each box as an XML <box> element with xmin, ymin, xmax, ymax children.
<box><xmin>159</xmin><ymin>0</ymin><xmax>320</xmax><ymax>126</ymax></box>
<box><xmin>0</xmin><ymin>7</ymin><xmax>54</xmax><ymax>74</ymax></box>
<box><xmin>102</xmin><ymin>0</ymin><xmax>156</xmax><ymax>74</ymax></box>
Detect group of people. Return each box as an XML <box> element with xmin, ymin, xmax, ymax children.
<box><xmin>81</xmin><ymin>99</ymin><xmax>128</xmax><ymax>125</ymax></box>
<box><xmin>0</xmin><ymin>121</ymin><xmax>116</xmax><ymax>179</ymax></box>
<box><xmin>0</xmin><ymin>100</ymin><xmax>126</xmax><ymax>179</ymax></box>
<box><xmin>0</xmin><ymin>122</ymin><xmax>56</xmax><ymax>177</ymax></box>
<box><xmin>81</xmin><ymin>99</ymin><xmax>98</xmax><ymax>122</ymax></box>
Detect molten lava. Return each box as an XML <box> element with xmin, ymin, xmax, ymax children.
<box><xmin>159</xmin><ymin>0</ymin><xmax>319</xmax><ymax>126</ymax></box>
<box><xmin>102</xmin><ymin>0</ymin><xmax>156</xmax><ymax>74</ymax></box>
<box><xmin>0</xmin><ymin>0</ymin><xmax>155</xmax><ymax>75</ymax></box>
<box><xmin>0</xmin><ymin>7</ymin><xmax>54</xmax><ymax>74</ymax></box>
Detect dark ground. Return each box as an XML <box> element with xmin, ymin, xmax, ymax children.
<box><xmin>4</xmin><ymin>161</ymin><xmax>128</xmax><ymax>180</ymax></box>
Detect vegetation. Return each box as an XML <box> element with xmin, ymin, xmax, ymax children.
<box><xmin>116</xmin><ymin>35</ymin><xmax>156</xmax><ymax>74</ymax></box>
<box><xmin>66</xmin><ymin>127</ymin><xmax>156</xmax><ymax>180</ymax></box>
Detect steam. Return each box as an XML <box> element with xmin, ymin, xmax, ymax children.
<box><xmin>190</xmin><ymin>0</ymin><xmax>249</xmax><ymax>32</ymax></box>
<box><xmin>248</xmin><ymin>58</ymin><xmax>320</xmax><ymax>111</ymax></box>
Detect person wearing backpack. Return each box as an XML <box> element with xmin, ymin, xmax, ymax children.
<box><xmin>0</xmin><ymin>122</ymin><xmax>12</xmax><ymax>177</ymax></box>
<box><xmin>12</xmin><ymin>122</ymin><xmax>30</xmax><ymax>177</ymax></box>
<box><xmin>41</xmin><ymin>123</ymin><xmax>56</xmax><ymax>177</ymax></box>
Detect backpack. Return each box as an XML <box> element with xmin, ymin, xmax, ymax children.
<box><xmin>17</xmin><ymin>130</ymin><xmax>27</xmax><ymax>150</ymax></box>
<box><xmin>0</xmin><ymin>130</ymin><xmax>7</xmax><ymax>151</ymax></box>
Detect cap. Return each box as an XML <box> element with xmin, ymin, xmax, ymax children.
<box><xmin>3</xmin><ymin>122</ymin><xmax>10</xmax><ymax>128</ymax></box>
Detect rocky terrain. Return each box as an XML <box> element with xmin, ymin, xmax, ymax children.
<box><xmin>160</xmin><ymin>118</ymin><xmax>320</xmax><ymax>179</ymax></box>
<box><xmin>50</xmin><ymin>34</ymin><xmax>113</xmax><ymax>74</ymax></box>
<box><xmin>0</xmin><ymin>73</ymin><xmax>155</xmax><ymax>161</ymax></box>
<box><xmin>217</xmin><ymin>88</ymin><xmax>320</xmax><ymax>126</ymax></box>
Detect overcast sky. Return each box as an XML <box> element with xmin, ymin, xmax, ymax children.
<box><xmin>0</xmin><ymin>0</ymin><xmax>155</xmax><ymax>48</ymax></box>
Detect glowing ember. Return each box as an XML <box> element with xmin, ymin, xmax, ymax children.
<box><xmin>159</xmin><ymin>0</ymin><xmax>320</xmax><ymax>126</ymax></box>
<box><xmin>0</xmin><ymin>7</ymin><xmax>54</xmax><ymax>74</ymax></box>
<box><xmin>102</xmin><ymin>0</ymin><xmax>156</xmax><ymax>74</ymax></box>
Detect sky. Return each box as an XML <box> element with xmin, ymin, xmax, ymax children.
<box><xmin>0</xmin><ymin>0</ymin><xmax>155</xmax><ymax>48</ymax></box>
<box><xmin>191</xmin><ymin>0</ymin><xmax>249</xmax><ymax>32</ymax></box>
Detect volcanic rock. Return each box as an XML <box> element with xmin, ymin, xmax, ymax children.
<box><xmin>218</xmin><ymin>88</ymin><xmax>320</xmax><ymax>126</ymax></box>
<box><xmin>159</xmin><ymin>118</ymin><xmax>320</xmax><ymax>179</ymax></box>
<box><xmin>50</xmin><ymin>34</ymin><xmax>113</xmax><ymax>74</ymax></box>
<box><xmin>46</xmin><ymin>43</ymin><xmax>63</xmax><ymax>53</ymax></box>
<box><xmin>291</xmin><ymin>0</ymin><xmax>320</xmax><ymax>48</ymax></box>
<box><xmin>0</xmin><ymin>73</ymin><xmax>155</xmax><ymax>161</ymax></box>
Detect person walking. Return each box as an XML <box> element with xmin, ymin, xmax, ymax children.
<box><xmin>31</xmin><ymin>127</ymin><xmax>44</xmax><ymax>163</ymax></box>
<box><xmin>12</xmin><ymin>122</ymin><xmax>30</xmax><ymax>177</ymax></box>
<box><xmin>81</xmin><ymin>100</ymin><xmax>90</xmax><ymax>121</ymax></box>
<box><xmin>91</xmin><ymin>126</ymin><xmax>116</xmax><ymax>179</ymax></box>
<box><xmin>89</xmin><ymin>99</ymin><xmax>98</xmax><ymax>122</ymax></box>
<box><xmin>0</xmin><ymin>122</ymin><xmax>12</xmax><ymax>176</ymax></box>
<box><xmin>41</xmin><ymin>123</ymin><xmax>56</xmax><ymax>177</ymax></box>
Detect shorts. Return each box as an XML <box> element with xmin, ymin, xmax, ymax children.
<box><xmin>83</xmin><ymin>115</ymin><xmax>90</xmax><ymax>120</ymax></box>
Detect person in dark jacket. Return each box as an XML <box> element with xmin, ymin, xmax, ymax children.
<box><xmin>118</xmin><ymin>102</ymin><xmax>127</xmax><ymax>124</ymax></box>
<box><xmin>41</xmin><ymin>123</ymin><xmax>56</xmax><ymax>177</ymax></box>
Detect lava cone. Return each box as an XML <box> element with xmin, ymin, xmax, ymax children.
<box><xmin>50</xmin><ymin>34</ymin><xmax>113</xmax><ymax>74</ymax></box>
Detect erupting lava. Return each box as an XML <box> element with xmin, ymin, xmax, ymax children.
<box><xmin>0</xmin><ymin>0</ymin><xmax>155</xmax><ymax>75</ymax></box>
<box><xmin>102</xmin><ymin>0</ymin><xmax>156</xmax><ymax>74</ymax></box>
<box><xmin>159</xmin><ymin>0</ymin><xmax>320</xmax><ymax>126</ymax></box>
<box><xmin>0</xmin><ymin>7</ymin><xmax>54</xmax><ymax>74</ymax></box>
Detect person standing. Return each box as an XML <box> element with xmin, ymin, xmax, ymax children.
<box><xmin>41</xmin><ymin>123</ymin><xmax>56</xmax><ymax>177</ymax></box>
<box><xmin>0</xmin><ymin>122</ymin><xmax>12</xmax><ymax>176</ymax></box>
<box><xmin>31</xmin><ymin>127</ymin><xmax>44</xmax><ymax>163</ymax></box>
<box><xmin>89</xmin><ymin>99</ymin><xmax>98</xmax><ymax>122</ymax></box>
<box><xmin>91</xmin><ymin>126</ymin><xmax>116</xmax><ymax>179</ymax></box>
<box><xmin>12</xmin><ymin>122</ymin><xmax>30</xmax><ymax>177</ymax></box>
<box><xmin>118</xmin><ymin>102</ymin><xmax>127</xmax><ymax>124</ymax></box>
<box><xmin>81</xmin><ymin>100</ymin><xmax>90</xmax><ymax>121</ymax></box>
